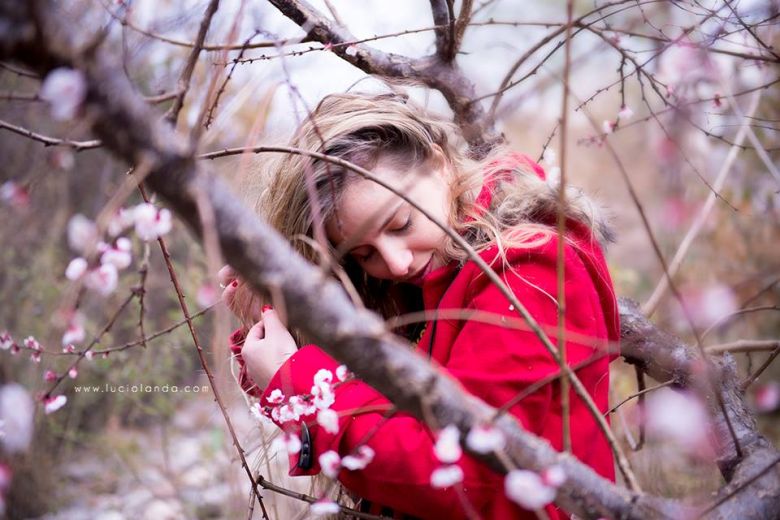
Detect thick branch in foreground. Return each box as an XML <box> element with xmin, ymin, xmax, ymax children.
<box><xmin>1</xmin><ymin>1</ymin><xmax>778</xmax><ymax>518</ymax></box>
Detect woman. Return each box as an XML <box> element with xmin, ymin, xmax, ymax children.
<box><xmin>221</xmin><ymin>92</ymin><xmax>618</xmax><ymax>519</ymax></box>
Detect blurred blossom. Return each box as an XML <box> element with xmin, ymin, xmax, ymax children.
<box><xmin>466</xmin><ymin>424</ymin><xmax>506</xmax><ymax>453</ymax></box>
<box><xmin>67</xmin><ymin>214</ymin><xmax>97</xmax><ymax>254</ymax></box>
<box><xmin>541</xmin><ymin>465</ymin><xmax>566</xmax><ymax>487</ymax></box>
<box><xmin>40</xmin><ymin>67</ymin><xmax>87</xmax><ymax>121</ymax></box>
<box><xmin>271</xmin><ymin>431</ymin><xmax>301</xmax><ymax>454</ymax></box>
<box><xmin>318</xmin><ymin>450</ymin><xmax>341</xmax><ymax>478</ymax></box>
<box><xmin>434</xmin><ymin>424</ymin><xmax>462</xmax><ymax>463</ymax></box>
<box><xmin>108</xmin><ymin>208</ymin><xmax>135</xmax><ymax>237</ymax></box>
<box><xmin>602</xmin><ymin>120</ymin><xmax>615</xmax><ymax>134</ymax></box>
<box><xmin>311</xmin><ymin>500</ymin><xmax>340</xmax><ymax>516</ymax></box>
<box><xmin>0</xmin><ymin>331</ymin><xmax>12</xmax><ymax>350</ymax></box>
<box><xmin>43</xmin><ymin>394</ymin><xmax>67</xmax><ymax>414</ymax></box>
<box><xmin>341</xmin><ymin>445</ymin><xmax>374</xmax><ymax>470</ymax></box>
<box><xmin>0</xmin><ymin>181</ymin><xmax>30</xmax><ymax>209</ymax></box>
<box><xmin>100</xmin><ymin>239</ymin><xmax>132</xmax><ymax>270</ymax></box>
<box><xmin>47</xmin><ymin>148</ymin><xmax>75</xmax><ymax>171</ymax></box>
<box><xmin>0</xmin><ymin>383</ymin><xmax>35</xmax><ymax>453</ymax></box>
<box><xmin>266</xmin><ymin>388</ymin><xmax>284</xmax><ymax>404</ymax></box>
<box><xmin>645</xmin><ymin>388</ymin><xmax>710</xmax><ymax>450</ymax></box>
<box><xmin>658</xmin><ymin>196</ymin><xmax>693</xmax><ymax>232</ymax></box>
<box><xmin>68</xmin><ymin>367</ymin><xmax>78</xmax><ymax>379</ymax></box>
<box><xmin>430</xmin><ymin>464</ymin><xmax>464</xmax><ymax>488</ymax></box>
<box><xmin>43</xmin><ymin>370</ymin><xmax>57</xmax><ymax>382</ymax></box>
<box><xmin>336</xmin><ymin>364</ymin><xmax>349</xmax><ymax>382</ymax></box>
<box><xmin>84</xmin><ymin>263</ymin><xmax>119</xmax><ymax>296</ymax></box>
<box><xmin>753</xmin><ymin>382</ymin><xmax>780</xmax><ymax>414</ymax></box>
<box><xmin>681</xmin><ymin>283</ymin><xmax>738</xmax><ymax>328</ymax></box>
<box><xmin>62</xmin><ymin>312</ymin><xmax>85</xmax><ymax>346</ymax></box>
<box><xmin>196</xmin><ymin>283</ymin><xmax>218</xmax><ymax>308</ymax></box>
<box><xmin>133</xmin><ymin>203</ymin><xmax>172</xmax><ymax>241</ymax></box>
<box><xmin>618</xmin><ymin>105</ymin><xmax>634</xmax><ymax>120</ymax></box>
<box><xmin>504</xmin><ymin>470</ymin><xmax>557</xmax><ymax>510</ymax></box>
<box><xmin>65</xmin><ymin>257</ymin><xmax>88</xmax><ymax>280</ymax></box>
<box><xmin>316</xmin><ymin>408</ymin><xmax>339</xmax><ymax>434</ymax></box>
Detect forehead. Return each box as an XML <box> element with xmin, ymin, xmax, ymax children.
<box><xmin>324</xmin><ymin>174</ymin><xmax>405</xmax><ymax>247</ymax></box>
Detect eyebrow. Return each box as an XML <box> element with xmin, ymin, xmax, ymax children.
<box><xmin>347</xmin><ymin>202</ymin><xmax>405</xmax><ymax>253</ymax></box>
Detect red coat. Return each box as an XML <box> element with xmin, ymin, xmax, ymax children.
<box><xmin>230</xmin><ymin>153</ymin><xmax>618</xmax><ymax>519</ymax></box>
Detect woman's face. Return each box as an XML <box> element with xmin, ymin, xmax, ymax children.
<box><xmin>325</xmin><ymin>153</ymin><xmax>452</xmax><ymax>285</ymax></box>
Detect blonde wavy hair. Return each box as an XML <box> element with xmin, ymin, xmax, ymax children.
<box><xmin>233</xmin><ymin>91</ymin><xmax>611</xmax><ymax>339</ymax></box>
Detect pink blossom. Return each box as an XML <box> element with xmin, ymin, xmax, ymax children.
<box><xmin>540</xmin><ymin>465</ymin><xmax>567</xmax><ymax>488</ymax></box>
<box><xmin>84</xmin><ymin>263</ymin><xmax>118</xmax><ymax>296</ymax></box>
<box><xmin>430</xmin><ymin>465</ymin><xmax>464</xmax><ymax>488</ymax></box>
<box><xmin>107</xmin><ymin>208</ymin><xmax>134</xmax><ymax>237</ymax></box>
<box><xmin>62</xmin><ymin>314</ymin><xmax>85</xmax><ymax>346</ymax></box>
<box><xmin>504</xmin><ymin>470</ymin><xmax>557</xmax><ymax>510</ymax></box>
<box><xmin>43</xmin><ymin>394</ymin><xmax>67</xmax><ymax>414</ymax></box>
<box><xmin>100</xmin><ymin>241</ymin><xmax>132</xmax><ymax>270</ymax></box>
<box><xmin>266</xmin><ymin>389</ymin><xmax>284</xmax><ymax>405</ymax></box>
<box><xmin>0</xmin><ymin>181</ymin><xmax>29</xmax><ymax>209</ymax></box>
<box><xmin>336</xmin><ymin>364</ymin><xmax>349</xmax><ymax>382</ymax></box>
<box><xmin>682</xmin><ymin>284</ymin><xmax>738</xmax><ymax>328</ymax></box>
<box><xmin>102</xmin><ymin>351</ymin><xmax>109</xmax><ymax>359</ymax></box>
<box><xmin>67</xmin><ymin>214</ymin><xmax>97</xmax><ymax>253</ymax></box>
<box><xmin>62</xmin><ymin>344</ymin><xmax>75</xmax><ymax>353</ymax></box>
<box><xmin>196</xmin><ymin>283</ymin><xmax>218</xmax><ymax>308</ymax></box>
<box><xmin>40</xmin><ymin>67</ymin><xmax>87</xmax><ymax>121</ymax></box>
<box><xmin>645</xmin><ymin>388</ymin><xmax>709</xmax><ymax>449</ymax></box>
<box><xmin>466</xmin><ymin>424</ymin><xmax>506</xmax><ymax>453</ymax></box>
<box><xmin>318</xmin><ymin>450</ymin><xmax>341</xmax><ymax>478</ymax></box>
<box><xmin>43</xmin><ymin>370</ymin><xmax>57</xmax><ymax>382</ymax></box>
<box><xmin>434</xmin><ymin>424</ymin><xmax>462</xmax><ymax>463</ymax></box>
<box><xmin>271</xmin><ymin>432</ymin><xmax>301</xmax><ymax>454</ymax></box>
<box><xmin>30</xmin><ymin>351</ymin><xmax>41</xmax><ymax>363</ymax></box>
<box><xmin>0</xmin><ymin>383</ymin><xmax>34</xmax><ymax>453</ymax></box>
<box><xmin>84</xmin><ymin>350</ymin><xmax>94</xmax><ymax>360</ymax></box>
<box><xmin>68</xmin><ymin>367</ymin><xmax>78</xmax><ymax>379</ymax></box>
<box><xmin>48</xmin><ymin>148</ymin><xmax>75</xmax><ymax>171</ymax></box>
<box><xmin>618</xmin><ymin>105</ymin><xmax>634</xmax><ymax>120</ymax></box>
<box><xmin>316</xmin><ymin>408</ymin><xmax>339</xmax><ymax>434</ymax></box>
<box><xmin>0</xmin><ymin>331</ymin><xmax>12</xmax><ymax>350</ymax></box>
<box><xmin>602</xmin><ymin>120</ymin><xmax>615</xmax><ymax>134</ymax></box>
<box><xmin>753</xmin><ymin>382</ymin><xmax>780</xmax><ymax>413</ymax></box>
<box><xmin>341</xmin><ymin>445</ymin><xmax>375</xmax><ymax>470</ymax></box>
<box><xmin>23</xmin><ymin>336</ymin><xmax>41</xmax><ymax>351</ymax></box>
<box><xmin>65</xmin><ymin>257</ymin><xmax>88</xmax><ymax>280</ymax></box>
<box><xmin>133</xmin><ymin>203</ymin><xmax>172</xmax><ymax>241</ymax></box>
<box><xmin>310</xmin><ymin>499</ymin><xmax>340</xmax><ymax>516</ymax></box>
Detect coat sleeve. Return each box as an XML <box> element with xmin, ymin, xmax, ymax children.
<box><xmin>255</xmin><ymin>238</ymin><xmax>611</xmax><ymax>519</ymax></box>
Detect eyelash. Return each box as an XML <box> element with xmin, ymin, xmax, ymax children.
<box><xmin>355</xmin><ymin>215</ymin><xmax>412</xmax><ymax>262</ymax></box>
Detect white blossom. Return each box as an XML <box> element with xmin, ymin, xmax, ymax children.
<box><xmin>430</xmin><ymin>465</ymin><xmax>464</xmax><ymax>488</ymax></box>
<box><xmin>310</xmin><ymin>500</ymin><xmax>341</xmax><ymax>516</ymax></box>
<box><xmin>316</xmin><ymin>408</ymin><xmax>339</xmax><ymax>434</ymax></box>
<box><xmin>466</xmin><ymin>424</ymin><xmax>506</xmax><ymax>454</ymax></box>
<box><xmin>434</xmin><ymin>424</ymin><xmax>462</xmax><ymax>463</ymax></box>
<box><xmin>312</xmin><ymin>383</ymin><xmax>335</xmax><ymax>410</ymax></box>
<box><xmin>271</xmin><ymin>432</ymin><xmax>301</xmax><ymax>455</ymax></box>
<box><xmin>505</xmin><ymin>470</ymin><xmax>557</xmax><ymax>510</ymax></box>
<box><xmin>266</xmin><ymin>389</ymin><xmax>284</xmax><ymax>405</ymax></box>
<box><xmin>43</xmin><ymin>395</ymin><xmax>68</xmax><ymax>415</ymax></box>
<box><xmin>100</xmin><ymin>240</ymin><xmax>132</xmax><ymax>270</ymax></box>
<box><xmin>40</xmin><ymin>67</ymin><xmax>87</xmax><ymax>121</ymax></box>
<box><xmin>336</xmin><ymin>364</ymin><xmax>349</xmax><ymax>382</ymax></box>
<box><xmin>318</xmin><ymin>450</ymin><xmax>341</xmax><ymax>478</ymax></box>
<box><xmin>107</xmin><ymin>208</ymin><xmax>134</xmax><ymax>237</ymax></box>
<box><xmin>754</xmin><ymin>382</ymin><xmax>780</xmax><ymax>413</ymax></box>
<box><xmin>62</xmin><ymin>313</ymin><xmax>85</xmax><ymax>346</ymax></box>
<box><xmin>314</xmin><ymin>368</ymin><xmax>333</xmax><ymax>387</ymax></box>
<box><xmin>618</xmin><ymin>105</ymin><xmax>634</xmax><ymax>120</ymax></box>
<box><xmin>0</xmin><ymin>383</ymin><xmax>35</xmax><ymax>453</ymax></box>
<box><xmin>133</xmin><ymin>203</ymin><xmax>172</xmax><ymax>241</ymax></box>
<box><xmin>67</xmin><ymin>214</ymin><xmax>97</xmax><ymax>254</ymax></box>
<box><xmin>84</xmin><ymin>263</ymin><xmax>118</xmax><ymax>296</ymax></box>
<box><xmin>65</xmin><ymin>257</ymin><xmax>88</xmax><ymax>280</ymax></box>
<box><xmin>341</xmin><ymin>445</ymin><xmax>374</xmax><ymax>470</ymax></box>
<box><xmin>540</xmin><ymin>465</ymin><xmax>567</xmax><ymax>488</ymax></box>
<box><xmin>0</xmin><ymin>331</ymin><xmax>13</xmax><ymax>350</ymax></box>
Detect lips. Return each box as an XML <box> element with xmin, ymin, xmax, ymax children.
<box><xmin>406</xmin><ymin>257</ymin><xmax>433</xmax><ymax>285</ymax></box>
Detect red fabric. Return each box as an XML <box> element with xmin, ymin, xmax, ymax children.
<box><xmin>230</xmin><ymin>153</ymin><xmax>618</xmax><ymax>519</ymax></box>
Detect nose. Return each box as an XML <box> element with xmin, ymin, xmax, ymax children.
<box><xmin>377</xmin><ymin>241</ymin><xmax>413</xmax><ymax>279</ymax></box>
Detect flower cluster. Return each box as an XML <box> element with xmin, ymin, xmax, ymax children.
<box><xmin>65</xmin><ymin>203</ymin><xmax>172</xmax><ymax>297</ymax></box>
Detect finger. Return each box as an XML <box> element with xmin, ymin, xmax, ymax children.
<box><xmin>247</xmin><ymin>320</ymin><xmax>265</xmax><ymax>341</ymax></box>
<box><xmin>259</xmin><ymin>306</ymin><xmax>287</xmax><ymax>336</ymax></box>
<box><xmin>217</xmin><ymin>265</ymin><xmax>237</xmax><ymax>287</ymax></box>
<box><xmin>220</xmin><ymin>278</ymin><xmax>240</xmax><ymax>308</ymax></box>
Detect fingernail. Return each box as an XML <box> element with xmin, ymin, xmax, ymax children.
<box><xmin>261</xmin><ymin>304</ymin><xmax>273</xmax><ymax>313</ymax></box>
<box><xmin>231</xmin><ymin>280</ymin><xmax>238</xmax><ymax>287</ymax></box>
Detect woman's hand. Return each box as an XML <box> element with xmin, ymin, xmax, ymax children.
<box><xmin>218</xmin><ymin>265</ymin><xmax>296</xmax><ymax>389</ymax></box>
<box><xmin>242</xmin><ymin>307</ymin><xmax>298</xmax><ymax>390</ymax></box>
